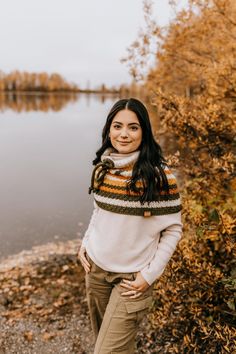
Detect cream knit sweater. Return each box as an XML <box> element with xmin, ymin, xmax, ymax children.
<box><xmin>82</xmin><ymin>151</ymin><xmax>183</xmax><ymax>285</ymax></box>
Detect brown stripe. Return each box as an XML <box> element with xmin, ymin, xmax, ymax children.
<box><xmin>95</xmin><ymin>200</ymin><xmax>182</xmax><ymax>216</ymax></box>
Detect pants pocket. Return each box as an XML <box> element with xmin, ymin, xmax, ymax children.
<box><xmin>124</xmin><ymin>295</ymin><xmax>153</xmax><ymax>323</ymax></box>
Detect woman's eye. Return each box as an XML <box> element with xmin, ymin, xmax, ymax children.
<box><xmin>130</xmin><ymin>126</ymin><xmax>138</xmax><ymax>131</ymax></box>
<box><xmin>113</xmin><ymin>125</ymin><xmax>121</xmax><ymax>129</ymax></box>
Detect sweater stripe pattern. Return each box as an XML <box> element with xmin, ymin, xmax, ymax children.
<box><xmin>89</xmin><ymin>148</ymin><xmax>182</xmax><ymax>217</ymax></box>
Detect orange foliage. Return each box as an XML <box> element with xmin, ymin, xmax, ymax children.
<box><xmin>123</xmin><ymin>0</ymin><xmax>236</xmax><ymax>352</ymax></box>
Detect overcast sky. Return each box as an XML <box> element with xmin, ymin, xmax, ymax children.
<box><xmin>0</xmin><ymin>0</ymin><xmax>187</xmax><ymax>89</ymax></box>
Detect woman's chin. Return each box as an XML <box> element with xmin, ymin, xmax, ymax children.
<box><xmin>115</xmin><ymin>147</ymin><xmax>135</xmax><ymax>154</ymax></box>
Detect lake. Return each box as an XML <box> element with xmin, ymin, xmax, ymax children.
<box><xmin>0</xmin><ymin>93</ymin><xmax>121</xmax><ymax>260</ymax></box>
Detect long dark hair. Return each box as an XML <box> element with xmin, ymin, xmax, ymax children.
<box><xmin>93</xmin><ymin>97</ymin><xmax>169</xmax><ymax>203</ymax></box>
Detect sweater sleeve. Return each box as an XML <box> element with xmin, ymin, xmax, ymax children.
<box><xmin>81</xmin><ymin>201</ymin><xmax>98</xmax><ymax>249</ymax></box>
<box><xmin>140</xmin><ymin>211</ymin><xmax>182</xmax><ymax>285</ymax></box>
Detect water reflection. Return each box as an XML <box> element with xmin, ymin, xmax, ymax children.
<box><xmin>0</xmin><ymin>92</ymin><xmax>122</xmax><ymax>112</ymax></box>
<box><xmin>0</xmin><ymin>92</ymin><xmax>77</xmax><ymax>112</ymax></box>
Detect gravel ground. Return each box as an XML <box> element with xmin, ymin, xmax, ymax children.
<box><xmin>0</xmin><ymin>240</ymin><xmax>155</xmax><ymax>354</ymax></box>
<box><xmin>0</xmin><ymin>312</ymin><xmax>93</xmax><ymax>354</ymax></box>
<box><xmin>0</xmin><ymin>240</ymin><xmax>94</xmax><ymax>354</ymax></box>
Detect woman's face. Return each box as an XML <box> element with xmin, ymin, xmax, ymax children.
<box><xmin>109</xmin><ymin>109</ymin><xmax>142</xmax><ymax>154</ymax></box>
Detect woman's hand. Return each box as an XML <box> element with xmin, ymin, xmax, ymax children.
<box><xmin>120</xmin><ymin>272</ymin><xmax>150</xmax><ymax>298</ymax></box>
<box><xmin>78</xmin><ymin>246</ymin><xmax>91</xmax><ymax>273</ymax></box>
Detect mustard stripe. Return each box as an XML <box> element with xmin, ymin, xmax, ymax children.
<box><xmin>100</xmin><ymin>185</ymin><xmax>141</xmax><ymax>196</ymax></box>
<box><xmin>95</xmin><ymin>189</ymin><xmax>181</xmax><ymax>202</ymax></box>
<box><xmin>104</xmin><ymin>175</ymin><xmax>177</xmax><ymax>187</ymax></box>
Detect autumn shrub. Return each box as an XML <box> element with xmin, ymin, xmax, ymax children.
<box><xmin>123</xmin><ymin>0</ymin><xmax>236</xmax><ymax>352</ymax></box>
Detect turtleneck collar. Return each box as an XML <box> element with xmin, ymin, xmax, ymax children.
<box><xmin>101</xmin><ymin>148</ymin><xmax>140</xmax><ymax>169</ymax></box>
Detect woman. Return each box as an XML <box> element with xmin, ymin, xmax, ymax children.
<box><xmin>78</xmin><ymin>98</ymin><xmax>182</xmax><ymax>354</ymax></box>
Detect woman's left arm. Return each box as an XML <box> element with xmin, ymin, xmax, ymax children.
<box><xmin>140</xmin><ymin>211</ymin><xmax>183</xmax><ymax>286</ymax></box>
<box><xmin>121</xmin><ymin>212</ymin><xmax>183</xmax><ymax>296</ymax></box>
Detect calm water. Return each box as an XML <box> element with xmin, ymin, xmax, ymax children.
<box><xmin>0</xmin><ymin>94</ymin><xmax>120</xmax><ymax>260</ymax></box>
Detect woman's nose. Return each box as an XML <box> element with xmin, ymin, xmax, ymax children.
<box><xmin>120</xmin><ymin>128</ymin><xmax>129</xmax><ymax>138</ymax></box>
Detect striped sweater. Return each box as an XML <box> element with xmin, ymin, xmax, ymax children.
<box><xmin>89</xmin><ymin>148</ymin><xmax>182</xmax><ymax>217</ymax></box>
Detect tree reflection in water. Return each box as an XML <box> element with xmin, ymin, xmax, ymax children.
<box><xmin>0</xmin><ymin>92</ymin><xmax>79</xmax><ymax>112</ymax></box>
<box><xmin>0</xmin><ymin>92</ymin><xmax>123</xmax><ymax>112</ymax></box>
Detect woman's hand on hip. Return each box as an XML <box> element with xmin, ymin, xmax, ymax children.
<box><xmin>78</xmin><ymin>246</ymin><xmax>91</xmax><ymax>273</ymax></box>
<box><xmin>120</xmin><ymin>272</ymin><xmax>150</xmax><ymax>298</ymax></box>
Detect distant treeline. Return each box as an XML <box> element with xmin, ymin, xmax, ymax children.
<box><xmin>0</xmin><ymin>70</ymin><xmax>139</xmax><ymax>95</ymax></box>
<box><xmin>0</xmin><ymin>71</ymin><xmax>79</xmax><ymax>92</ymax></box>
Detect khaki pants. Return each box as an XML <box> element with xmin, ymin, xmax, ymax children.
<box><xmin>85</xmin><ymin>254</ymin><xmax>153</xmax><ymax>354</ymax></box>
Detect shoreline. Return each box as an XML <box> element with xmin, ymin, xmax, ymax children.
<box><xmin>0</xmin><ymin>239</ymin><xmax>81</xmax><ymax>273</ymax></box>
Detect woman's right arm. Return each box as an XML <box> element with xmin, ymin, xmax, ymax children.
<box><xmin>78</xmin><ymin>201</ymin><xmax>98</xmax><ymax>272</ymax></box>
<box><xmin>81</xmin><ymin>201</ymin><xmax>98</xmax><ymax>248</ymax></box>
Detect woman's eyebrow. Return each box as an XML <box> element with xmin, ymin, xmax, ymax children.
<box><xmin>112</xmin><ymin>121</ymin><xmax>140</xmax><ymax>126</ymax></box>
<box><xmin>128</xmin><ymin>122</ymin><xmax>140</xmax><ymax>126</ymax></box>
<box><xmin>112</xmin><ymin>121</ymin><xmax>122</xmax><ymax>124</ymax></box>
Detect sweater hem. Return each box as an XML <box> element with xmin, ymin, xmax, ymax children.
<box><xmin>85</xmin><ymin>247</ymin><xmax>152</xmax><ymax>275</ymax></box>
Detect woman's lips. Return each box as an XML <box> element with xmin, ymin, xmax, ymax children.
<box><xmin>117</xmin><ymin>141</ymin><xmax>131</xmax><ymax>145</ymax></box>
